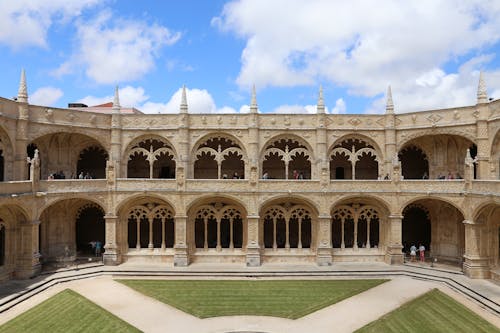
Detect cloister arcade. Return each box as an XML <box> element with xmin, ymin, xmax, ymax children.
<box><xmin>0</xmin><ymin>75</ymin><xmax>499</xmax><ymax>281</ymax></box>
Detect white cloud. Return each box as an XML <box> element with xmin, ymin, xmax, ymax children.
<box><xmin>330</xmin><ymin>98</ymin><xmax>346</xmax><ymax>114</ymax></box>
<box><xmin>0</xmin><ymin>0</ymin><xmax>99</xmax><ymax>49</ymax></box>
<box><xmin>30</xmin><ymin>86</ymin><xmax>64</xmax><ymax>106</ymax></box>
<box><xmin>54</xmin><ymin>10</ymin><xmax>181</xmax><ymax>84</ymax></box>
<box><xmin>77</xmin><ymin>86</ymin><xmax>148</xmax><ymax>107</ymax></box>
<box><xmin>214</xmin><ymin>0</ymin><xmax>500</xmax><ymax>112</ymax></box>
<box><xmin>80</xmin><ymin>86</ymin><xmax>240</xmax><ymax>114</ymax></box>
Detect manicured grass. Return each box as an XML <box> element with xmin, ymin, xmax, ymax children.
<box><xmin>356</xmin><ymin>289</ymin><xmax>500</xmax><ymax>333</ymax></box>
<box><xmin>117</xmin><ymin>279</ymin><xmax>387</xmax><ymax>319</ymax></box>
<box><xmin>0</xmin><ymin>289</ymin><xmax>140</xmax><ymax>333</ymax></box>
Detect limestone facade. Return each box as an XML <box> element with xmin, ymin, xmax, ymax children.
<box><xmin>0</xmin><ymin>72</ymin><xmax>499</xmax><ymax>281</ymax></box>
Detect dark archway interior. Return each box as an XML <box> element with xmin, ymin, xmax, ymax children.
<box><xmin>264</xmin><ymin>219</ymin><xmax>273</xmax><ymax>248</ymax></box>
<box><xmin>469</xmin><ymin>144</ymin><xmax>478</xmax><ymax>179</ymax></box>
<box><xmin>77</xmin><ymin>146</ymin><xmax>108</xmax><ymax>179</ymax></box>
<box><xmin>76</xmin><ymin>206</ymin><xmax>105</xmax><ymax>255</ymax></box>
<box><xmin>0</xmin><ymin>224</ymin><xmax>5</xmax><ymax>266</ymax></box>
<box><xmin>356</xmin><ymin>153</ymin><xmax>378</xmax><ymax>180</ymax></box>
<box><xmin>0</xmin><ymin>150</ymin><xmax>4</xmax><ymax>181</ymax></box>
<box><xmin>332</xmin><ymin>219</ymin><xmax>342</xmax><ymax>247</ymax></box>
<box><xmin>402</xmin><ymin>206</ymin><xmax>431</xmax><ymax>253</ymax></box>
<box><xmin>194</xmin><ymin>154</ymin><xmax>217</xmax><ymax>179</ymax></box>
<box><xmin>399</xmin><ymin>146</ymin><xmax>429</xmax><ymax>179</ymax></box>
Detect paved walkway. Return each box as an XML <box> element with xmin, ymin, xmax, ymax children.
<box><xmin>1</xmin><ymin>262</ymin><xmax>500</xmax><ymax>332</ymax></box>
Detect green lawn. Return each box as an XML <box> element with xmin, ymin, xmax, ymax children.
<box><xmin>356</xmin><ymin>288</ymin><xmax>500</xmax><ymax>333</ymax></box>
<box><xmin>0</xmin><ymin>289</ymin><xmax>140</xmax><ymax>333</ymax></box>
<box><xmin>117</xmin><ymin>279</ymin><xmax>387</xmax><ymax>319</ymax></box>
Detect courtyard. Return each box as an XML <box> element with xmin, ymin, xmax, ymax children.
<box><xmin>0</xmin><ymin>262</ymin><xmax>499</xmax><ymax>332</ymax></box>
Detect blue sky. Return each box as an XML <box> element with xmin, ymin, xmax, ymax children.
<box><xmin>1</xmin><ymin>0</ymin><xmax>500</xmax><ymax>114</ymax></box>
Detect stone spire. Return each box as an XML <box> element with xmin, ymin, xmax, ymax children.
<box><xmin>250</xmin><ymin>84</ymin><xmax>258</xmax><ymax>113</ymax></box>
<box><xmin>477</xmin><ymin>71</ymin><xmax>488</xmax><ymax>104</ymax></box>
<box><xmin>180</xmin><ymin>85</ymin><xmax>188</xmax><ymax>113</ymax></box>
<box><xmin>112</xmin><ymin>85</ymin><xmax>120</xmax><ymax>112</ymax></box>
<box><xmin>17</xmin><ymin>68</ymin><xmax>28</xmax><ymax>103</ymax></box>
<box><xmin>385</xmin><ymin>85</ymin><xmax>394</xmax><ymax>114</ymax></box>
<box><xmin>317</xmin><ymin>85</ymin><xmax>325</xmax><ymax>113</ymax></box>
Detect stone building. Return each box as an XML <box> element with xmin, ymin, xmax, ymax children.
<box><xmin>0</xmin><ymin>70</ymin><xmax>498</xmax><ymax>282</ymax></box>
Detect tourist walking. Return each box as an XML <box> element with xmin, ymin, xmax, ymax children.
<box><xmin>419</xmin><ymin>244</ymin><xmax>426</xmax><ymax>262</ymax></box>
<box><xmin>410</xmin><ymin>244</ymin><xmax>417</xmax><ymax>262</ymax></box>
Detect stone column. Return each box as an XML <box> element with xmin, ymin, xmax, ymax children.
<box><xmin>103</xmin><ymin>215</ymin><xmax>120</xmax><ymax>265</ymax></box>
<box><xmin>316</xmin><ymin>215</ymin><xmax>332</xmax><ymax>266</ymax></box>
<box><xmin>476</xmin><ymin>120</ymin><xmax>489</xmax><ymax>179</ymax></box>
<box><xmin>246</xmin><ymin>215</ymin><xmax>261</xmax><ymax>266</ymax></box>
<box><xmin>15</xmin><ymin>220</ymin><xmax>41</xmax><ymax>278</ymax></box>
<box><xmin>174</xmin><ymin>215</ymin><xmax>188</xmax><ymax>266</ymax></box>
<box><xmin>385</xmin><ymin>215</ymin><xmax>404</xmax><ymax>265</ymax></box>
<box><xmin>463</xmin><ymin>220</ymin><xmax>490</xmax><ymax>278</ymax></box>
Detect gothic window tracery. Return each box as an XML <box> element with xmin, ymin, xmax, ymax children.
<box><xmin>194</xmin><ymin>137</ymin><xmax>245</xmax><ymax>179</ymax></box>
<box><xmin>331</xmin><ymin>204</ymin><xmax>380</xmax><ymax>249</ymax></box>
<box><xmin>330</xmin><ymin>138</ymin><xmax>379</xmax><ymax>180</ymax></box>
<box><xmin>127</xmin><ymin>139</ymin><xmax>176</xmax><ymax>179</ymax></box>
<box><xmin>127</xmin><ymin>203</ymin><xmax>175</xmax><ymax>250</ymax></box>
<box><xmin>262</xmin><ymin>138</ymin><xmax>311</xmax><ymax>179</ymax></box>
<box><xmin>194</xmin><ymin>203</ymin><xmax>244</xmax><ymax>250</ymax></box>
<box><xmin>262</xmin><ymin>203</ymin><xmax>312</xmax><ymax>249</ymax></box>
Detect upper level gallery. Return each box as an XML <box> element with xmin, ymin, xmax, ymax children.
<box><xmin>0</xmin><ymin>70</ymin><xmax>499</xmax><ymax>188</ymax></box>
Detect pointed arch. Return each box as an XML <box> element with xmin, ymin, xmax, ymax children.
<box><xmin>329</xmin><ymin>137</ymin><xmax>381</xmax><ymax>180</ymax></box>
<box><xmin>192</xmin><ymin>133</ymin><xmax>247</xmax><ymax>179</ymax></box>
<box><xmin>261</xmin><ymin>135</ymin><xmax>313</xmax><ymax>179</ymax></box>
<box><xmin>125</xmin><ymin>136</ymin><xmax>177</xmax><ymax>179</ymax></box>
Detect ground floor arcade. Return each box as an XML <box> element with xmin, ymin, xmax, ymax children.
<box><xmin>0</xmin><ymin>195</ymin><xmax>498</xmax><ymax>280</ymax></box>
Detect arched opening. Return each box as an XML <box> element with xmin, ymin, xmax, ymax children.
<box><xmin>29</xmin><ymin>133</ymin><xmax>108</xmax><ymax>180</ymax></box>
<box><xmin>126</xmin><ymin>203</ymin><xmax>175</xmax><ymax>250</ymax></box>
<box><xmin>400</xmin><ymin>134</ymin><xmax>475</xmax><ymax>179</ymax></box>
<box><xmin>40</xmin><ymin>199</ymin><xmax>105</xmax><ymax>263</ymax></box>
<box><xmin>75</xmin><ymin>205</ymin><xmax>105</xmax><ymax>256</ymax></box>
<box><xmin>193</xmin><ymin>137</ymin><xmax>245</xmax><ymax>179</ymax></box>
<box><xmin>399</xmin><ymin>145</ymin><xmax>429</xmax><ymax>179</ymax></box>
<box><xmin>331</xmin><ymin>204</ymin><xmax>382</xmax><ymax>249</ymax></box>
<box><xmin>192</xmin><ymin>202</ymin><xmax>245</xmax><ymax>250</ymax></box>
<box><xmin>330</xmin><ymin>138</ymin><xmax>379</xmax><ymax>180</ymax></box>
<box><xmin>127</xmin><ymin>139</ymin><xmax>176</xmax><ymax>179</ymax></box>
<box><xmin>262</xmin><ymin>138</ymin><xmax>311</xmax><ymax>179</ymax></box>
<box><xmin>261</xmin><ymin>203</ymin><xmax>313</xmax><ymax>250</ymax></box>
<box><xmin>402</xmin><ymin>205</ymin><xmax>431</xmax><ymax>253</ymax></box>
<box><xmin>76</xmin><ymin>146</ymin><xmax>108</xmax><ymax>179</ymax></box>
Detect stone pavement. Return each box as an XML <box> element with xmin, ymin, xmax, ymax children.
<box><xmin>1</xmin><ymin>262</ymin><xmax>500</xmax><ymax>332</ymax></box>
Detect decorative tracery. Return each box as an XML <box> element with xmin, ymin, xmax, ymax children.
<box><xmin>127</xmin><ymin>203</ymin><xmax>175</xmax><ymax>250</ymax></box>
<box><xmin>330</xmin><ymin>139</ymin><xmax>380</xmax><ymax>180</ymax></box>
<box><xmin>262</xmin><ymin>203</ymin><xmax>312</xmax><ymax>249</ymax></box>
<box><xmin>127</xmin><ymin>139</ymin><xmax>176</xmax><ymax>179</ymax></box>
<box><xmin>194</xmin><ymin>137</ymin><xmax>246</xmax><ymax>179</ymax></box>
<box><xmin>194</xmin><ymin>202</ymin><xmax>244</xmax><ymax>250</ymax></box>
<box><xmin>262</xmin><ymin>138</ymin><xmax>312</xmax><ymax>179</ymax></box>
<box><xmin>331</xmin><ymin>204</ymin><xmax>380</xmax><ymax>249</ymax></box>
